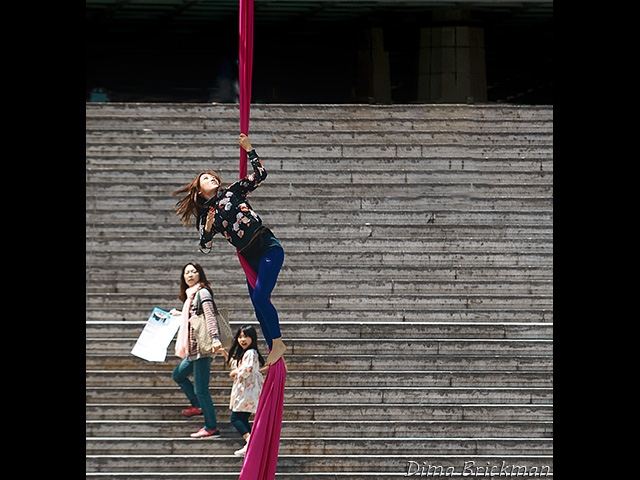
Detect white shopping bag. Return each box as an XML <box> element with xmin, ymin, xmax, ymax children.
<box><xmin>131</xmin><ymin>307</ymin><xmax>182</xmax><ymax>362</ymax></box>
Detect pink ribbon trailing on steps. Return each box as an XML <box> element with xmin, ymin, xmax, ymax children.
<box><xmin>237</xmin><ymin>2</ymin><xmax>286</xmax><ymax>479</ymax></box>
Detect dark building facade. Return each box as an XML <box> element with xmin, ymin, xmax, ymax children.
<box><xmin>86</xmin><ymin>0</ymin><xmax>552</xmax><ymax>105</ymax></box>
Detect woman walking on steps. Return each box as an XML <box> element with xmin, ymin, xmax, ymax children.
<box><xmin>170</xmin><ymin>261</ymin><xmax>225</xmax><ymax>438</ymax></box>
<box><xmin>172</xmin><ymin>133</ymin><xmax>287</xmax><ymax>368</ymax></box>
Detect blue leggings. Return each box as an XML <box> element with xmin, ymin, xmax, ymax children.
<box><xmin>246</xmin><ymin>246</ymin><xmax>284</xmax><ymax>351</ymax></box>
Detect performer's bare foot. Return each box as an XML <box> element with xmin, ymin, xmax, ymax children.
<box><xmin>265</xmin><ymin>337</ymin><xmax>287</xmax><ymax>366</ymax></box>
<box><xmin>260</xmin><ymin>357</ymin><xmax>288</xmax><ymax>374</ymax></box>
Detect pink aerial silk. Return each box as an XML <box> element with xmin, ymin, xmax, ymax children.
<box><xmin>238</xmin><ymin>358</ymin><xmax>286</xmax><ymax>480</ymax></box>
<box><xmin>237</xmin><ymin>0</ymin><xmax>258</xmax><ymax>288</ymax></box>
<box><xmin>237</xmin><ymin>1</ymin><xmax>286</xmax><ymax>479</ymax></box>
<box><xmin>238</xmin><ymin>0</ymin><xmax>253</xmax><ymax>178</ymax></box>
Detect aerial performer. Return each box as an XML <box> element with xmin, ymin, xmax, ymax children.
<box><xmin>172</xmin><ymin>1</ymin><xmax>286</xmax><ymax>478</ymax></box>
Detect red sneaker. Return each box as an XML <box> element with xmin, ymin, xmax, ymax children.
<box><xmin>190</xmin><ymin>427</ymin><xmax>221</xmax><ymax>438</ymax></box>
<box><xmin>181</xmin><ymin>406</ymin><xmax>203</xmax><ymax>417</ymax></box>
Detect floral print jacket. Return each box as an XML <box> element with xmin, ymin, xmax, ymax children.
<box><xmin>229</xmin><ymin>349</ymin><xmax>264</xmax><ymax>413</ymax></box>
<box><xmin>199</xmin><ymin>150</ymin><xmax>267</xmax><ymax>254</ymax></box>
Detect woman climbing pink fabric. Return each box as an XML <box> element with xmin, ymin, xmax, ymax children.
<box><xmin>171</xmin><ymin>136</ymin><xmax>288</xmax><ymax>480</ymax></box>
<box><xmin>236</xmin><ymin>2</ymin><xmax>286</xmax><ymax>479</ymax></box>
<box><xmin>171</xmin><ymin>133</ymin><xmax>287</xmax><ymax>368</ymax></box>
<box><xmin>172</xmin><ymin>3</ymin><xmax>286</xmax><ymax>477</ymax></box>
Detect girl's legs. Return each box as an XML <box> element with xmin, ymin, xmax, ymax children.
<box><xmin>231</xmin><ymin>411</ymin><xmax>252</xmax><ymax>456</ymax></box>
<box><xmin>230</xmin><ymin>411</ymin><xmax>252</xmax><ymax>437</ymax></box>
<box><xmin>192</xmin><ymin>356</ymin><xmax>217</xmax><ymax>431</ymax></box>
<box><xmin>247</xmin><ymin>247</ymin><xmax>287</xmax><ymax>365</ymax></box>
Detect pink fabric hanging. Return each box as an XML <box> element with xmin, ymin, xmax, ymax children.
<box><xmin>238</xmin><ymin>0</ymin><xmax>253</xmax><ymax>181</ymax></box>
<box><xmin>238</xmin><ymin>359</ymin><xmax>286</xmax><ymax>480</ymax></box>
<box><xmin>237</xmin><ymin>0</ymin><xmax>258</xmax><ymax>288</ymax></box>
<box><xmin>237</xmin><ymin>1</ymin><xmax>286</xmax><ymax>479</ymax></box>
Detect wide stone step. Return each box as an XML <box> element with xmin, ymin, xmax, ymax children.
<box><xmin>86</xmin><ymin>283</ymin><xmax>553</xmax><ymax>312</ymax></box>
<box><xmin>88</xmin><ymin>196</ymin><xmax>552</xmax><ymax>218</ymax></box>
<box><xmin>86</xmin><ymin>177</ymin><xmax>552</xmax><ymax>200</ymax></box>
<box><xmin>86</xmin><ymin>436</ymin><xmax>553</xmax><ymax>455</ymax></box>
<box><xmin>85</xmin><ymin>186</ymin><xmax>553</xmax><ymax>202</ymax></box>
<box><xmin>87</xmin><ymin>206</ymin><xmax>552</xmax><ymax>226</ymax></box>
<box><xmin>87</xmin><ymin>231</ymin><xmax>553</xmax><ymax>248</ymax></box>
<box><xmin>86</xmin><ymin>369</ymin><xmax>552</xmax><ymax>388</ymax></box>
<box><xmin>86</xmin><ymin>182</ymin><xmax>553</xmax><ymax>205</ymax></box>
<box><xmin>86</xmin><ymin>177</ymin><xmax>552</xmax><ymax>202</ymax></box>
<box><xmin>86</xmin><ymin>116</ymin><xmax>553</xmax><ymax>134</ymax></box>
<box><xmin>93</xmin><ymin>236</ymin><xmax>549</xmax><ymax>254</ymax></box>
<box><xmin>86</xmin><ymin>272</ymin><xmax>552</xmax><ymax>295</ymax></box>
<box><xmin>88</xmin><ymin>271</ymin><xmax>552</xmax><ymax>290</ymax></box>
<box><xmin>87</xmin><ymin>276</ymin><xmax>552</xmax><ymax>295</ymax></box>
<box><xmin>86</xmin><ymin>403</ymin><xmax>553</xmax><ymax>422</ymax></box>
<box><xmin>88</xmin><ymin>193</ymin><xmax>552</xmax><ymax>219</ymax></box>
<box><xmin>86</xmin><ymin>336</ymin><xmax>553</xmax><ymax>356</ymax></box>
<box><xmin>85</xmin><ymin>146</ymin><xmax>552</xmax><ymax>164</ymax></box>
<box><xmin>85</xmin><ymin>140</ymin><xmax>553</xmax><ymax>158</ymax></box>
<box><xmin>86</xmin><ymin>472</ymin><xmax>553</xmax><ymax>480</ymax></box>
<box><xmin>85</xmin><ymin>124</ymin><xmax>553</xmax><ymax>140</ymax></box>
<box><xmin>86</xmin><ymin>250</ymin><xmax>553</xmax><ymax>269</ymax></box>
<box><xmin>85</xmin><ymin>102</ymin><xmax>552</xmax><ymax>120</ymax></box>
<box><xmin>85</xmin><ymin>156</ymin><xmax>552</xmax><ymax>174</ymax></box>
<box><xmin>85</xmin><ymin>306</ymin><xmax>553</xmax><ymax>320</ymax></box>
<box><xmin>87</xmin><ymin>221</ymin><xmax>552</xmax><ymax>239</ymax></box>
<box><xmin>85</xmin><ymin>304</ymin><xmax>555</xmax><ymax>324</ymax></box>
<box><xmin>86</xmin><ymin>160</ymin><xmax>553</xmax><ymax>176</ymax></box>
<box><xmin>87</xmin><ymin>228</ymin><xmax>546</xmax><ymax>248</ymax></box>
<box><xmin>85</xmin><ymin>320</ymin><xmax>553</xmax><ymax>339</ymax></box>
<box><xmin>87</xmin><ymin>179</ymin><xmax>552</xmax><ymax>203</ymax></box>
<box><xmin>86</xmin><ymin>115</ymin><xmax>553</xmax><ymax>133</ymax></box>
<box><xmin>86</xmin><ymin>308</ymin><xmax>552</xmax><ymax>323</ymax></box>
<box><xmin>86</xmin><ymin>386</ymin><xmax>552</xmax><ymax>405</ymax></box>
<box><xmin>85</xmin><ymin>294</ymin><xmax>554</xmax><ymax>317</ymax></box>
<box><xmin>85</xmin><ymin>471</ymin><xmax>553</xmax><ymax>480</ymax></box>
<box><xmin>87</xmin><ymin>256</ymin><xmax>552</xmax><ymax>274</ymax></box>
<box><xmin>86</xmin><ymin>353</ymin><xmax>553</xmax><ymax>372</ymax></box>
<box><xmin>85</xmin><ymin>472</ymin><xmax>553</xmax><ymax>480</ymax></box>
<box><xmin>85</xmin><ymin>126</ymin><xmax>552</xmax><ymax>141</ymax></box>
<box><xmin>86</xmin><ymin>266</ymin><xmax>552</xmax><ymax>286</ymax></box>
<box><xmin>86</xmin><ymin>419</ymin><xmax>552</xmax><ymax>439</ymax></box>
<box><xmin>86</xmin><ymin>243</ymin><xmax>553</xmax><ymax>263</ymax></box>
<box><xmin>87</xmin><ymin>281</ymin><xmax>552</xmax><ymax>299</ymax></box>
<box><xmin>86</xmin><ymin>452</ymin><xmax>553</xmax><ymax>473</ymax></box>
<box><xmin>86</xmin><ymin>234</ymin><xmax>553</xmax><ymax>253</ymax></box>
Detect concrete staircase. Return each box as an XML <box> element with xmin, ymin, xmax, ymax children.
<box><xmin>86</xmin><ymin>103</ymin><xmax>553</xmax><ymax>478</ymax></box>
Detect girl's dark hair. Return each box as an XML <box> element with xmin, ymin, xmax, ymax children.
<box><xmin>177</xmin><ymin>261</ymin><xmax>213</xmax><ymax>302</ymax></box>
<box><xmin>227</xmin><ymin>325</ymin><xmax>265</xmax><ymax>367</ymax></box>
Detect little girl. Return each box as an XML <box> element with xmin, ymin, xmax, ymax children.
<box><xmin>221</xmin><ymin>325</ymin><xmax>265</xmax><ymax>456</ymax></box>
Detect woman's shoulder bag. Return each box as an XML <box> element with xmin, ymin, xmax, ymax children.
<box><xmin>190</xmin><ymin>289</ymin><xmax>234</xmax><ymax>353</ymax></box>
